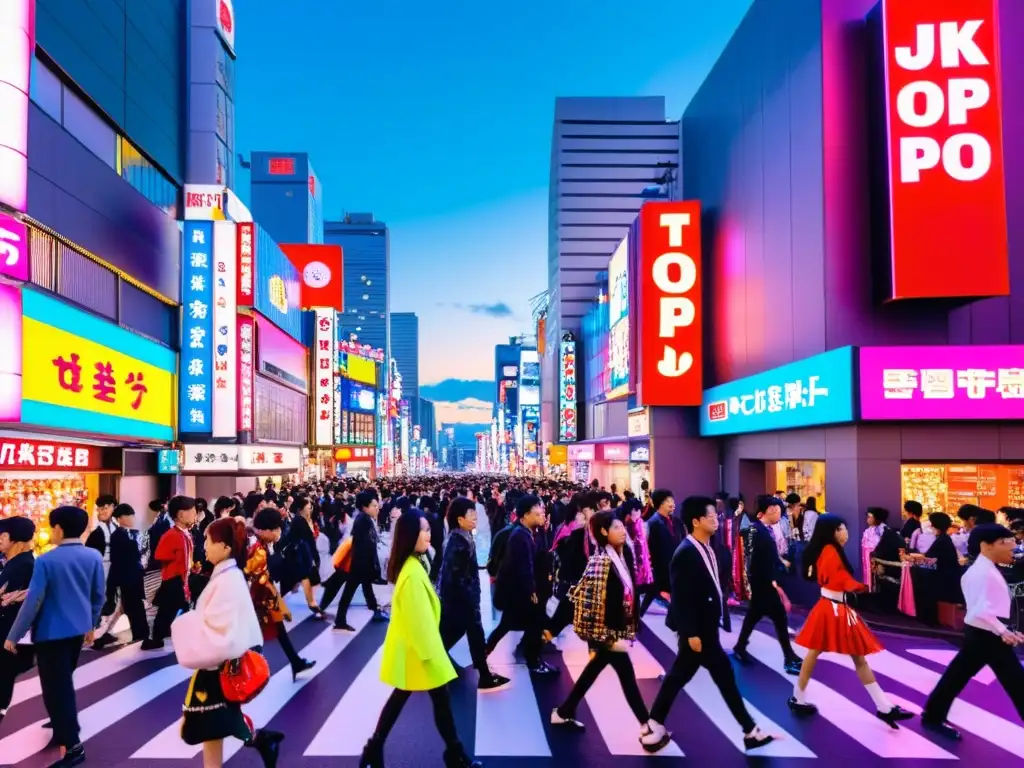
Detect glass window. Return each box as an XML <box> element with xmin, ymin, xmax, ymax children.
<box><xmin>62</xmin><ymin>88</ymin><xmax>116</xmax><ymax>168</ymax></box>
<box><xmin>29</xmin><ymin>56</ymin><xmax>62</xmax><ymax>122</ymax></box>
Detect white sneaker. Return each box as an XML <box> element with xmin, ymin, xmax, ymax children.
<box><xmin>641</xmin><ymin>720</ymin><xmax>671</xmax><ymax>752</ymax></box>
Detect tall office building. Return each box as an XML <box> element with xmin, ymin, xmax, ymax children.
<box><xmin>391</xmin><ymin>312</ymin><xmax>420</xmax><ymax>423</ymax></box>
<box><xmin>542</xmin><ymin>97</ymin><xmax>679</xmax><ymax>443</ymax></box>
<box><xmin>248</xmin><ymin>152</ymin><xmax>324</xmax><ymax>244</ymax></box>
<box><xmin>325</xmin><ymin>213</ymin><xmax>390</xmax><ymax>361</ymax></box>
<box><xmin>414</xmin><ymin>396</ymin><xmax>437</xmax><ymax>451</ymax></box>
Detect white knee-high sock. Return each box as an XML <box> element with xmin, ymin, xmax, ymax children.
<box><xmin>792</xmin><ymin>682</ymin><xmax>808</xmax><ymax>704</ymax></box>
<box><xmin>864</xmin><ymin>681</ymin><xmax>893</xmax><ymax>712</ymax></box>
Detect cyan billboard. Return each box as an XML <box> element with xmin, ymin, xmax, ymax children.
<box><xmin>253</xmin><ymin>224</ymin><xmax>302</xmax><ymax>342</ymax></box>
<box><xmin>699</xmin><ymin>347</ymin><xmax>855</xmax><ymax>436</ymax></box>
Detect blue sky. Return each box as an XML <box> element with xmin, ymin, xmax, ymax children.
<box><xmin>234</xmin><ymin>0</ymin><xmax>751</xmax><ymax>394</ymax></box>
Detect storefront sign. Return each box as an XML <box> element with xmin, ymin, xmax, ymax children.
<box><xmin>0</xmin><ymin>283</ymin><xmax>22</xmax><ymax>421</ymax></box>
<box><xmin>700</xmin><ymin>347</ymin><xmax>855</xmax><ymax>437</ymax></box>
<box><xmin>212</xmin><ymin>222</ymin><xmax>237</xmax><ymax>438</ymax></box>
<box><xmin>313</xmin><ymin>309</ymin><xmax>335</xmax><ymax>445</ymax></box>
<box><xmin>882</xmin><ymin>0</ymin><xmax>1007</xmax><ymax>299</ymax></box>
<box><xmin>181</xmin><ymin>222</ymin><xmax>214</xmax><ymax>434</ymax></box>
<box><xmin>280</xmin><ymin>244</ymin><xmax>344</xmax><ymax>310</ymax></box>
<box><xmin>0</xmin><ymin>0</ymin><xmax>31</xmax><ymax>212</ymax></box>
<box><xmin>237</xmin><ymin>222</ymin><xmax>254</xmax><ymax>303</ymax></box>
<box><xmin>567</xmin><ymin>444</ymin><xmax>595</xmax><ymax>462</ymax></box>
<box><xmin>344</xmin><ymin>380</ymin><xmax>376</xmax><ymax>413</ymax></box>
<box><xmin>253</xmin><ymin>226</ymin><xmax>302</xmax><ymax>341</ymax></box>
<box><xmin>600</xmin><ymin>444</ymin><xmax>629</xmax><ymax>462</ymax></box>
<box><xmin>21</xmin><ymin>289</ymin><xmax>176</xmax><ymax>441</ymax></box>
<box><xmin>238</xmin><ymin>445</ymin><xmax>301</xmax><ymax>472</ymax></box>
<box><xmin>334</xmin><ymin>446</ymin><xmax>375</xmax><ymax>461</ymax></box>
<box><xmin>608</xmin><ymin>234</ymin><xmax>630</xmax><ymax>398</ymax></box>
<box><xmin>215</xmin><ymin>0</ymin><xmax>235</xmax><ymax>54</ymax></box>
<box><xmin>237</xmin><ymin>314</ymin><xmax>254</xmax><ymax>431</ymax></box>
<box><xmin>627</xmin><ymin>408</ymin><xmax>649</xmax><ymax>437</ymax></box>
<box><xmin>184</xmin><ymin>185</ymin><xmax>226</xmax><ymax>220</ymax></box>
<box><xmin>629</xmin><ymin>445</ymin><xmax>650</xmax><ymax>463</ymax></box>
<box><xmin>255</xmin><ymin>314</ymin><xmax>308</xmax><ymax>391</ymax></box>
<box><xmin>559</xmin><ymin>339</ymin><xmax>578</xmax><ymax>441</ymax></box>
<box><xmin>638</xmin><ymin>201</ymin><xmax>703</xmax><ymax>406</ymax></box>
<box><xmin>157</xmin><ymin>449</ymin><xmax>180</xmax><ymax>474</ymax></box>
<box><xmin>342</xmin><ymin>353</ymin><xmax>377</xmax><ymax>386</ymax></box>
<box><xmin>860</xmin><ymin>345</ymin><xmax>1024</xmax><ymax>420</ymax></box>
<box><xmin>0</xmin><ymin>438</ymin><xmax>100</xmax><ymax>471</ymax></box>
<box><xmin>338</xmin><ymin>339</ymin><xmax>385</xmax><ymax>362</ymax></box>
<box><xmin>181</xmin><ymin>445</ymin><xmax>238</xmax><ymax>472</ymax></box>
<box><xmin>0</xmin><ymin>213</ymin><xmax>28</xmax><ymax>281</ymax></box>
<box><xmin>548</xmin><ymin>444</ymin><xmax>568</xmax><ymax>464</ymax></box>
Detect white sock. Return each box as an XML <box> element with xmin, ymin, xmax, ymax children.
<box><xmin>864</xmin><ymin>681</ymin><xmax>893</xmax><ymax>712</ymax></box>
<box><xmin>792</xmin><ymin>682</ymin><xmax>808</xmax><ymax>704</ymax></box>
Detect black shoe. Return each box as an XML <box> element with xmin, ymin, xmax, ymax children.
<box><xmin>140</xmin><ymin>638</ymin><xmax>164</xmax><ymax>651</ymax></box>
<box><xmin>371</xmin><ymin>609</ymin><xmax>390</xmax><ymax>623</ymax></box>
<box><xmin>732</xmin><ymin>646</ymin><xmax>755</xmax><ymax>665</ymax></box>
<box><xmin>91</xmin><ymin>632</ymin><xmax>118</xmax><ymax>650</ymax></box>
<box><xmin>248</xmin><ymin>728</ymin><xmax>285</xmax><ymax>768</ymax></box>
<box><xmin>47</xmin><ymin>743</ymin><xmax>85</xmax><ymax>767</ymax></box>
<box><xmin>787</xmin><ymin>696</ymin><xmax>818</xmax><ymax>717</ymax></box>
<box><xmin>443</xmin><ymin>745</ymin><xmax>483</xmax><ymax>767</ymax></box>
<box><xmin>920</xmin><ymin>718</ymin><xmax>962</xmax><ymax>741</ymax></box>
<box><xmin>478</xmin><ymin>674</ymin><xmax>511</xmax><ymax>693</ymax></box>
<box><xmin>784</xmin><ymin>657</ymin><xmax>802</xmax><ymax>676</ymax></box>
<box><xmin>876</xmin><ymin>705</ymin><xmax>914</xmax><ymax>730</ymax></box>
<box><xmin>308</xmin><ymin>605</ymin><xmax>327</xmax><ymax>621</ymax></box>
<box><xmin>743</xmin><ymin>728</ymin><xmax>774</xmax><ymax>751</ymax></box>
<box><xmin>333</xmin><ymin>622</ymin><xmax>356</xmax><ymax>633</ymax></box>
<box><xmin>292</xmin><ymin>658</ymin><xmax>316</xmax><ymax>682</ymax></box>
<box><xmin>359</xmin><ymin>735</ymin><xmax>384</xmax><ymax>768</ymax></box>
<box><xmin>527</xmin><ymin>661</ymin><xmax>558</xmax><ymax>676</ymax></box>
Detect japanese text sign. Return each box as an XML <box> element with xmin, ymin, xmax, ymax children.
<box><xmin>0</xmin><ymin>212</ymin><xmax>29</xmax><ymax>281</ymax></box>
<box><xmin>181</xmin><ymin>222</ymin><xmax>214</xmax><ymax>434</ymax></box>
<box><xmin>237</xmin><ymin>222</ymin><xmax>254</xmax><ymax>304</ymax></box>
<box><xmin>0</xmin><ymin>283</ymin><xmax>22</xmax><ymax>421</ymax></box>
<box><xmin>882</xmin><ymin>0</ymin><xmax>1008</xmax><ymax>299</ymax></box>
<box><xmin>21</xmin><ymin>289</ymin><xmax>175</xmax><ymax>441</ymax></box>
<box><xmin>859</xmin><ymin>345</ymin><xmax>1024</xmax><ymax>420</ymax></box>
<box><xmin>0</xmin><ymin>0</ymin><xmax>32</xmax><ymax>212</ymax></box>
<box><xmin>0</xmin><ymin>438</ymin><xmax>100</xmax><ymax>471</ymax></box>
<box><xmin>700</xmin><ymin>347</ymin><xmax>855</xmax><ymax>437</ymax></box>
<box><xmin>237</xmin><ymin>314</ymin><xmax>254</xmax><ymax>432</ymax></box>
<box><xmin>237</xmin><ymin>445</ymin><xmax>300</xmax><ymax>472</ymax></box>
<box><xmin>559</xmin><ymin>339</ymin><xmax>577</xmax><ymax>442</ymax></box>
<box><xmin>158</xmin><ymin>449</ymin><xmax>180</xmax><ymax>474</ymax></box>
<box><xmin>638</xmin><ymin>201</ymin><xmax>703</xmax><ymax>406</ymax></box>
<box><xmin>313</xmin><ymin>309</ymin><xmax>335</xmax><ymax>445</ymax></box>
<box><xmin>212</xmin><ymin>221</ymin><xmax>237</xmax><ymax>438</ymax></box>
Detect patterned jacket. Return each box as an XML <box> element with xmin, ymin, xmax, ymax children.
<box><xmin>569</xmin><ymin>547</ymin><xmax>637</xmax><ymax>644</ymax></box>
<box><xmin>438</xmin><ymin>528</ymin><xmax>481</xmax><ymax>627</ymax></box>
<box><xmin>245</xmin><ymin>541</ymin><xmax>291</xmax><ymax>640</ymax></box>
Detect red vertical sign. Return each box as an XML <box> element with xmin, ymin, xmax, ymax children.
<box><xmin>883</xmin><ymin>0</ymin><xmax>1008</xmax><ymax>299</ymax></box>
<box><xmin>236</xmin><ymin>222</ymin><xmax>254</xmax><ymax>305</ymax></box>
<box><xmin>638</xmin><ymin>201</ymin><xmax>703</xmax><ymax>407</ymax></box>
<box><xmin>237</xmin><ymin>314</ymin><xmax>254</xmax><ymax>432</ymax></box>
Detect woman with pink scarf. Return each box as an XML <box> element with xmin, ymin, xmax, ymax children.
<box><xmin>617</xmin><ymin>499</ymin><xmax>653</xmax><ymax>589</ymax></box>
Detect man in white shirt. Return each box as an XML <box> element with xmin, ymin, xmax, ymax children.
<box><xmin>920</xmin><ymin>524</ymin><xmax>1024</xmax><ymax>739</ymax></box>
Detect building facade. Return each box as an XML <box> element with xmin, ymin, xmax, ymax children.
<box><xmin>325</xmin><ymin>214</ymin><xmax>389</xmax><ymax>363</ymax></box>
<box><xmin>391</xmin><ymin>312</ymin><xmax>420</xmax><ymax>423</ymax></box>
<box><xmin>249</xmin><ymin>151</ymin><xmax>323</xmax><ymax>245</ymax></box>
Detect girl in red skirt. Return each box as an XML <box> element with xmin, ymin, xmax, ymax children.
<box><xmin>788</xmin><ymin>514</ymin><xmax>914</xmax><ymax>729</ymax></box>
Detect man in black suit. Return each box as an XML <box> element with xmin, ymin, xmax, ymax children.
<box><xmin>332</xmin><ymin>491</ymin><xmax>388</xmax><ymax>632</ymax></box>
<box><xmin>732</xmin><ymin>495</ymin><xmax>802</xmax><ymax>674</ymax></box>
<box><xmin>641</xmin><ymin>496</ymin><xmax>773</xmax><ymax>753</ymax></box>
<box><xmin>93</xmin><ymin>504</ymin><xmax>149</xmax><ymax>649</ymax></box>
<box><xmin>640</xmin><ymin>489</ymin><xmax>682</xmax><ymax>617</ymax></box>
<box><xmin>85</xmin><ymin>494</ymin><xmax>118</xmax><ymax>616</ymax></box>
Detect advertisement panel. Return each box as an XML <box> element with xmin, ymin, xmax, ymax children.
<box><xmin>0</xmin><ymin>283</ymin><xmax>22</xmax><ymax>421</ymax></box>
<box><xmin>700</xmin><ymin>347</ymin><xmax>855</xmax><ymax>437</ymax></box>
<box><xmin>860</xmin><ymin>345</ymin><xmax>1024</xmax><ymax>420</ymax></box>
<box><xmin>548</xmin><ymin>444</ymin><xmax>567</xmax><ymax>464</ymax></box>
<box><xmin>0</xmin><ymin>0</ymin><xmax>31</xmax><ymax>212</ymax></box>
<box><xmin>638</xmin><ymin>201</ymin><xmax>703</xmax><ymax>406</ymax></box>
<box><xmin>608</xmin><ymin>234</ymin><xmax>629</xmax><ymax>398</ymax></box>
<box><xmin>0</xmin><ymin>438</ymin><xmax>102</xmax><ymax>471</ymax></box>
<box><xmin>344</xmin><ymin>380</ymin><xmax>377</xmax><ymax>413</ymax></box>
<box><xmin>180</xmin><ymin>444</ymin><xmax>302</xmax><ymax>473</ymax></box>
<box><xmin>568</xmin><ymin>444</ymin><xmax>595</xmax><ymax>462</ymax></box>
<box><xmin>237</xmin><ymin>222</ymin><xmax>254</xmax><ymax>304</ymax></box>
<box><xmin>0</xmin><ymin>212</ymin><xmax>29</xmax><ymax>282</ymax></box>
<box><xmin>339</xmin><ymin>339</ymin><xmax>385</xmax><ymax>363</ymax></box>
<box><xmin>882</xmin><ymin>0</ymin><xmax>1008</xmax><ymax>299</ymax></box>
<box><xmin>313</xmin><ymin>309</ymin><xmax>335</xmax><ymax>446</ymax></box>
<box><xmin>21</xmin><ymin>289</ymin><xmax>176</xmax><ymax>441</ymax></box>
<box><xmin>519</xmin><ymin>385</ymin><xmax>540</xmax><ymax>406</ymax></box>
<box><xmin>342</xmin><ymin>353</ymin><xmax>377</xmax><ymax>386</ymax></box>
<box><xmin>181</xmin><ymin>221</ymin><xmax>214</xmax><ymax>435</ymax></box>
<box><xmin>559</xmin><ymin>339</ymin><xmax>578</xmax><ymax>442</ymax></box>
<box><xmin>627</xmin><ymin>408</ymin><xmax>649</xmax><ymax>437</ymax></box>
<box><xmin>237</xmin><ymin>314</ymin><xmax>254</xmax><ymax>432</ymax></box>
<box><xmin>211</xmin><ymin>222</ymin><xmax>237</xmax><ymax>438</ymax></box>
<box><xmin>253</xmin><ymin>225</ymin><xmax>302</xmax><ymax>341</ymax></box>
<box><xmin>600</xmin><ymin>444</ymin><xmax>629</xmax><ymax>462</ymax></box>
<box><xmin>255</xmin><ymin>314</ymin><xmax>308</xmax><ymax>391</ymax></box>
<box><xmin>279</xmin><ymin>244</ymin><xmax>344</xmax><ymax>310</ymax></box>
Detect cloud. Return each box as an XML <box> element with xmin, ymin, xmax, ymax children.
<box><xmin>420</xmin><ymin>379</ymin><xmax>495</xmax><ymax>402</ymax></box>
<box><xmin>467</xmin><ymin>302</ymin><xmax>514</xmax><ymax>318</ymax></box>
<box><xmin>434</xmin><ymin>398</ymin><xmax>493</xmax><ymax>425</ymax></box>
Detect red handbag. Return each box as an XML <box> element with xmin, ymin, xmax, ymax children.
<box><xmin>220</xmin><ymin>650</ymin><xmax>270</xmax><ymax>704</ymax></box>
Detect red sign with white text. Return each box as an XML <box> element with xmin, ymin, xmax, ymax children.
<box><xmin>279</xmin><ymin>244</ymin><xmax>344</xmax><ymax>311</ymax></box>
<box><xmin>883</xmin><ymin>0</ymin><xmax>1008</xmax><ymax>299</ymax></box>
<box><xmin>0</xmin><ymin>439</ymin><xmax>100</xmax><ymax>471</ymax></box>
<box><xmin>638</xmin><ymin>201</ymin><xmax>702</xmax><ymax>407</ymax></box>
<box><xmin>237</xmin><ymin>314</ymin><xmax>254</xmax><ymax>432</ymax></box>
<box><xmin>237</xmin><ymin>222</ymin><xmax>254</xmax><ymax>305</ymax></box>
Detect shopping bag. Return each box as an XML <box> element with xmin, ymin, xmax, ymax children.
<box><xmin>332</xmin><ymin>537</ymin><xmax>353</xmax><ymax>571</ymax></box>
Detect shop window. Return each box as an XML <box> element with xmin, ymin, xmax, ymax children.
<box><xmin>62</xmin><ymin>87</ymin><xmax>117</xmax><ymax>169</ymax></box>
<box><xmin>901</xmin><ymin>464</ymin><xmax>1024</xmax><ymax>515</ymax></box>
<box><xmin>29</xmin><ymin>55</ymin><xmax>62</xmax><ymax>122</ymax></box>
<box><xmin>768</xmin><ymin>461</ymin><xmax>827</xmax><ymax>510</ymax></box>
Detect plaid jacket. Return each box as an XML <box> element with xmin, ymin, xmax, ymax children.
<box><xmin>569</xmin><ymin>553</ymin><xmax>636</xmax><ymax>644</ymax></box>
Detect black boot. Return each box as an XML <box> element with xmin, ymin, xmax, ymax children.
<box><xmin>443</xmin><ymin>745</ymin><xmax>482</xmax><ymax>768</ymax></box>
<box><xmin>247</xmin><ymin>729</ymin><xmax>284</xmax><ymax>768</ymax></box>
<box><xmin>359</xmin><ymin>735</ymin><xmax>384</xmax><ymax>768</ymax></box>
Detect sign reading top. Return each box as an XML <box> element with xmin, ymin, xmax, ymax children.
<box><xmin>700</xmin><ymin>348</ymin><xmax>855</xmax><ymax>437</ymax></box>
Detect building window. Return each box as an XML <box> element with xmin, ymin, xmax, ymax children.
<box><xmin>118</xmin><ymin>137</ymin><xmax>178</xmax><ymax>217</ymax></box>
<box><xmin>29</xmin><ymin>56</ymin><xmax>62</xmax><ymax>122</ymax></box>
<box><xmin>62</xmin><ymin>87</ymin><xmax>117</xmax><ymax>169</ymax></box>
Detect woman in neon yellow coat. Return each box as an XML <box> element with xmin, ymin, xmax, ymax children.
<box><xmin>360</xmin><ymin>509</ymin><xmax>483</xmax><ymax>768</ymax></box>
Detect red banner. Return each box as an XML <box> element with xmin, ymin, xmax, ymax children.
<box><xmin>0</xmin><ymin>438</ymin><xmax>101</xmax><ymax>471</ymax></box>
<box><xmin>236</xmin><ymin>222</ymin><xmax>254</xmax><ymax>305</ymax></box>
<box><xmin>638</xmin><ymin>201</ymin><xmax>703</xmax><ymax>407</ymax></box>
<box><xmin>882</xmin><ymin>0</ymin><xmax>1008</xmax><ymax>299</ymax></box>
<box><xmin>237</xmin><ymin>315</ymin><xmax>254</xmax><ymax>432</ymax></box>
<box><xmin>280</xmin><ymin>244</ymin><xmax>344</xmax><ymax>311</ymax></box>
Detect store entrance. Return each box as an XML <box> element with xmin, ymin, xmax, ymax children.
<box><xmin>901</xmin><ymin>463</ymin><xmax>1024</xmax><ymax>514</ymax></box>
<box><xmin>766</xmin><ymin>460</ymin><xmax>827</xmax><ymax>510</ymax></box>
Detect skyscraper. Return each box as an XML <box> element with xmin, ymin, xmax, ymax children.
<box><xmin>391</xmin><ymin>312</ymin><xmax>420</xmax><ymax>423</ymax></box>
<box><xmin>325</xmin><ymin>213</ymin><xmax>390</xmax><ymax>361</ymax></box>
<box><xmin>249</xmin><ymin>152</ymin><xmax>323</xmax><ymax>244</ymax></box>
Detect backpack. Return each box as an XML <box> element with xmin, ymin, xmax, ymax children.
<box><xmin>487</xmin><ymin>525</ymin><xmax>514</xmax><ymax>578</ymax></box>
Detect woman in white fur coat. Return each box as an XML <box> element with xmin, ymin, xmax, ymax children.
<box><xmin>171</xmin><ymin>518</ymin><xmax>284</xmax><ymax>768</ymax></box>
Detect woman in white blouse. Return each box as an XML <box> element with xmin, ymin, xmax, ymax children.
<box><xmin>171</xmin><ymin>518</ymin><xmax>284</xmax><ymax>768</ymax></box>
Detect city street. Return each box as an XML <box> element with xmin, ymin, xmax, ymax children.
<box><xmin>2</xmin><ymin>578</ymin><xmax>1021</xmax><ymax>768</ymax></box>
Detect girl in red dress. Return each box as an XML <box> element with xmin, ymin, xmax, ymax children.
<box><xmin>788</xmin><ymin>514</ymin><xmax>914</xmax><ymax>729</ymax></box>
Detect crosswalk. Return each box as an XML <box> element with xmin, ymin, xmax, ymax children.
<box><xmin>2</xmin><ymin>576</ymin><xmax>1022</xmax><ymax>767</ymax></box>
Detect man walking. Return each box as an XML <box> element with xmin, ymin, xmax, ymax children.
<box><xmin>0</xmin><ymin>516</ymin><xmax>36</xmax><ymax>725</ymax></box>
<box><xmin>333</xmin><ymin>490</ymin><xmax>389</xmax><ymax>632</ymax></box>
<box><xmin>5</xmin><ymin>506</ymin><xmax>105</xmax><ymax>767</ymax></box>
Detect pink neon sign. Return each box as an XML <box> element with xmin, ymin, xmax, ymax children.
<box><xmin>0</xmin><ymin>283</ymin><xmax>23</xmax><ymax>421</ymax></box>
<box><xmin>0</xmin><ymin>1</ymin><xmax>33</xmax><ymax>212</ymax></box>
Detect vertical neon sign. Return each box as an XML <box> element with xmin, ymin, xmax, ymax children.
<box><xmin>0</xmin><ymin>0</ymin><xmax>33</xmax><ymax>212</ymax></box>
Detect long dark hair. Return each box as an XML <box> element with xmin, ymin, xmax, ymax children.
<box><xmin>386</xmin><ymin>509</ymin><xmax>426</xmax><ymax>584</ymax></box>
<box><xmin>801</xmin><ymin>513</ymin><xmax>855</xmax><ymax>581</ymax></box>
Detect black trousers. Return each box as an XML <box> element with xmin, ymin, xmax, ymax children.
<box><xmin>36</xmin><ymin>636</ymin><xmax>84</xmax><ymax>748</ymax></box>
<box><xmin>121</xmin><ymin>582</ymin><xmax>150</xmax><ymax>641</ymax></box>
<box><xmin>152</xmin><ymin>577</ymin><xmax>188</xmax><ymax>642</ymax></box>
<box><xmin>558</xmin><ymin>645</ymin><xmax>649</xmax><ymax>724</ymax></box>
<box><xmin>547</xmin><ymin>596</ymin><xmax>574</xmax><ymax>637</ymax></box>
<box><xmin>650</xmin><ymin>633</ymin><xmax>755</xmax><ymax>733</ymax></box>
<box><xmin>441</xmin><ymin>618</ymin><xmax>492</xmax><ymax>678</ymax></box>
<box><xmin>735</xmin><ymin>587</ymin><xmax>797</xmax><ymax>660</ymax></box>
<box><xmin>101</xmin><ymin>576</ymin><xmax>118</xmax><ymax>617</ymax></box>
<box><xmin>638</xmin><ymin>586</ymin><xmax>663</xmax><ymax>618</ymax></box>
<box><xmin>275</xmin><ymin>622</ymin><xmax>304</xmax><ymax>670</ymax></box>
<box><xmin>319</xmin><ymin>569</ymin><xmax>348</xmax><ymax>611</ymax></box>
<box><xmin>0</xmin><ymin>645</ymin><xmax>32</xmax><ymax>711</ymax></box>
<box><xmin>923</xmin><ymin>626</ymin><xmax>1024</xmax><ymax>723</ymax></box>
<box><xmin>486</xmin><ymin>603</ymin><xmax>543</xmax><ymax>667</ymax></box>
<box><xmin>334</xmin><ymin>576</ymin><xmax>379</xmax><ymax>625</ymax></box>
<box><xmin>374</xmin><ymin>684</ymin><xmax>461</xmax><ymax>751</ymax></box>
